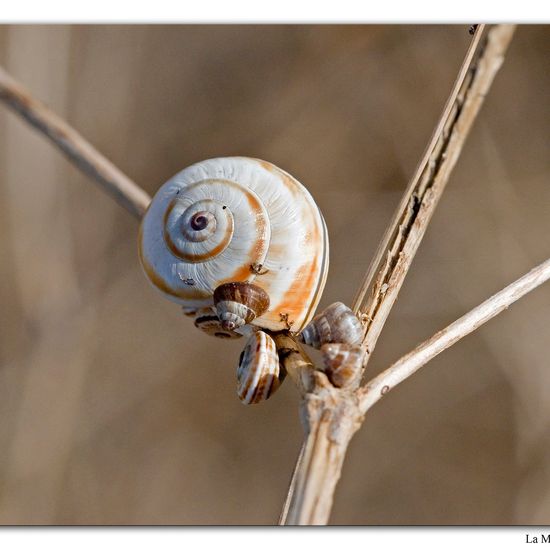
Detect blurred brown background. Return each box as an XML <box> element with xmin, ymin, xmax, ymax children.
<box><xmin>0</xmin><ymin>25</ymin><xmax>549</xmax><ymax>525</ymax></box>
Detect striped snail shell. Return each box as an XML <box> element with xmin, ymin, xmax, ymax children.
<box><xmin>320</xmin><ymin>343</ymin><xmax>363</xmax><ymax>389</ymax></box>
<box><xmin>299</xmin><ymin>302</ymin><xmax>363</xmax><ymax>349</ymax></box>
<box><xmin>237</xmin><ymin>330</ymin><xmax>285</xmax><ymax>404</ymax></box>
<box><xmin>138</xmin><ymin>157</ymin><xmax>329</xmax><ymax>336</ymax></box>
<box><xmin>192</xmin><ymin>306</ymin><xmax>243</xmax><ymax>339</ymax></box>
<box><xmin>213</xmin><ymin>281</ymin><xmax>270</xmax><ymax>332</ymax></box>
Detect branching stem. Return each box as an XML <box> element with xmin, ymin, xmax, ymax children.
<box><xmin>358</xmin><ymin>257</ymin><xmax>550</xmax><ymax>414</ymax></box>
<box><xmin>280</xmin><ymin>24</ymin><xmax>518</xmax><ymax>525</ymax></box>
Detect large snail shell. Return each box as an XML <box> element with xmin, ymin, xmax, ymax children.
<box><xmin>237</xmin><ymin>330</ymin><xmax>285</xmax><ymax>404</ymax></box>
<box><xmin>139</xmin><ymin>157</ymin><xmax>329</xmax><ymax>333</ymax></box>
<box><xmin>299</xmin><ymin>302</ymin><xmax>363</xmax><ymax>349</ymax></box>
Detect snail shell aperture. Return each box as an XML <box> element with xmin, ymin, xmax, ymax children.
<box><xmin>138</xmin><ymin>156</ymin><xmax>329</xmax><ymax>334</ymax></box>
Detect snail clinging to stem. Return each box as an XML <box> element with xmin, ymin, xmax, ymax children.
<box><xmin>138</xmin><ymin>157</ymin><xmax>363</xmax><ymax>404</ymax></box>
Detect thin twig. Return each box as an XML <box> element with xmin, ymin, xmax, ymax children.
<box><xmin>358</xmin><ymin>257</ymin><xmax>550</xmax><ymax>413</ymax></box>
<box><xmin>280</xmin><ymin>24</ymin><xmax>517</xmax><ymax>525</ymax></box>
<box><xmin>352</xmin><ymin>24</ymin><xmax>516</xmax><ymax>363</ymax></box>
<box><xmin>0</xmin><ymin>65</ymin><xmax>151</xmax><ymax>220</ymax></box>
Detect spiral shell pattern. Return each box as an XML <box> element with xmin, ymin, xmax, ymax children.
<box><xmin>321</xmin><ymin>342</ymin><xmax>363</xmax><ymax>389</ymax></box>
<box><xmin>237</xmin><ymin>331</ymin><xmax>283</xmax><ymax>404</ymax></box>
<box><xmin>163</xmin><ymin>197</ymin><xmax>236</xmax><ymax>262</ymax></box>
<box><xmin>214</xmin><ymin>282</ymin><xmax>270</xmax><ymax>331</ymax></box>
<box><xmin>193</xmin><ymin>307</ymin><xmax>243</xmax><ymax>339</ymax></box>
<box><xmin>139</xmin><ymin>157</ymin><xmax>329</xmax><ymax>333</ymax></box>
<box><xmin>299</xmin><ymin>302</ymin><xmax>363</xmax><ymax>349</ymax></box>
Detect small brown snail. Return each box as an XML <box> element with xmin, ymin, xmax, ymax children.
<box><xmin>320</xmin><ymin>343</ymin><xmax>364</xmax><ymax>389</ymax></box>
<box><xmin>192</xmin><ymin>307</ymin><xmax>243</xmax><ymax>340</ymax></box>
<box><xmin>139</xmin><ymin>157</ymin><xmax>362</xmax><ymax>404</ymax></box>
<box><xmin>237</xmin><ymin>331</ymin><xmax>286</xmax><ymax>404</ymax></box>
<box><xmin>299</xmin><ymin>302</ymin><xmax>363</xmax><ymax>350</ymax></box>
<box><xmin>213</xmin><ymin>281</ymin><xmax>270</xmax><ymax>332</ymax></box>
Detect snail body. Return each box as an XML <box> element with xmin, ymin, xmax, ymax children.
<box><xmin>139</xmin><ymin>156</ymin><xmax>329</xmax><ymax>335</ymax></box>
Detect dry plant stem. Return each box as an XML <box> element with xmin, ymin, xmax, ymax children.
<box><xmin>280</xmin><ymin>216</ymin><xmax>549</xmax><ymax>526</ymax></box>
<box><xmin>273</xmin><ymin>334</ymin><xmax>364</xmax><ymax>525</ymax></box>
<box><xmin>0</xmin><ymin>65</ymin><xmax>151</xmax><ymax>220</ymax></box>
<box><xmin>352</xmin><ymin>25</ymin><xmax>516</xmax><ymax>363</ymax></box>
<box><xmin>359</xmin><ymin>257</ymin><xmax>550</xmax><ymax>414</ymax></box>
<box><xmin>280</xmin><ymin>24</ymin><xmax>516</xmax><ymax>526</ymax></box>
<box><xmin>283</xmin><ymin>394</ymin><xmax>361</xmax><ymax>525</ymax></box>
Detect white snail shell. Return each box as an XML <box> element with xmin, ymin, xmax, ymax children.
<box><xmin>299</xmin><ymin>302</ymin><xmax>363</xmax><ymax>349</ymax></box>
<box><xmin>237</xmin><ymin>330</ymin><xmax>284</xmax><ymax>404</ymax></box>
<box><xmin>139</xmin><ymin>157</ymin><xmax>329</xmax><ymax>334</ymax></box>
